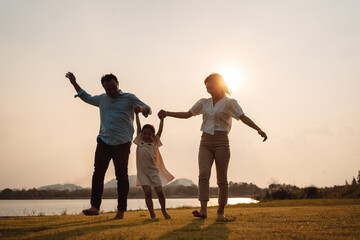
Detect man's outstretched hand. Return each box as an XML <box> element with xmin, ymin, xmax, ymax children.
<box><xmin>65</xmin><ymin>72</ymin><xmax>76</xmax><ymax>85</ymax></box>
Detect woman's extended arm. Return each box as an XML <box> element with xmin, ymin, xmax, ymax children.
<box><xmin>158</xmin><ymin>110</ymin><xmax>193</xmax><ymax>119</ymax></box>
<box><xmin>239</xmin><ymin>114</ymin><xmax>267</xmax><ymax>141</ymax></box>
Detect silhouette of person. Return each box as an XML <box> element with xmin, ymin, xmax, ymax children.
<box><xmin>65</xmin><ymin>72</ymin><xmax>151</xmax><ymax>219</ymax></box>
<box><xmin>158</xmin><ymin>73</ymin><xmax>267</xmax><ymax>218</ymax></box>
<box><xmin>133</xmin><ymin>106</ymin><xmax>174</xmax><ymax>219</ymax></box>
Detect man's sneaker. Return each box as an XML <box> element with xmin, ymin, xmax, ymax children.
<box><xmin>113</xmin><ymin>211</ymin><xmax>124</xmax><ymax>219</ymax></box>
<box><xmin>82</xmin><ymin>207</ymin><xmax>99</xmax><ymax>216</ymax></box>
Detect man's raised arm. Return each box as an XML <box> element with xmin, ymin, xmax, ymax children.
<box><xmin>65</xmin><ymin>72</ymin><xmax>81</xmax><ymax>93</ymax></box>
<box><xmin>65</xmin><ymin>71</ymin><xmax>100</xmax><ymax>107</ymax></box>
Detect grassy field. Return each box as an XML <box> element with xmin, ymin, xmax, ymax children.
<box><xmin>1</xmin><ymin>199</ymin><xmax>359</xmax><ymax>239</ymax></box>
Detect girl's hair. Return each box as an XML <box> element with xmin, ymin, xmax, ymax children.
<box><xmin>142</xmin><ymin>124</ymin><xmax>155</xmax><ymax>135</ymax></box>
<box><xmin>204</xmin><ymin>73</ymin><xmax>231</xmax><ymax>95</ymax></box>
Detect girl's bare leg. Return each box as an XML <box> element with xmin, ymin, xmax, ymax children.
<box><xmin>142</xmin><ymin>185</ymin><xmax>156</xmax><ymax>219</ymax></box>
<box><xmin>154</xmin><ymin>186</ymin><xmax>170</xmax><ymax>219</ymax></box>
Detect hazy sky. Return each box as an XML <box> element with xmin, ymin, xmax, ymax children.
<box><xmin>1</xmin><ymin>0</ymin><xmax>359</xmax><ymax>190</ymax></box>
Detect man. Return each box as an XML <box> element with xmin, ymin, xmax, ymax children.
<box><xmin>65</xmin><ymin>72</ymin><xmax>151</xmax><ymax>219</ymax></box>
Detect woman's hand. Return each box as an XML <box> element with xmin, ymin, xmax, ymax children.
<box><xmin>258</xmin><ymin>130</ymin><xmax>267</xmax><ymax>142</ymax></box>
<box><xmin>158</xmin><ymin>110</ymin><xmax>167</xmax><ymax>119</ymax></box>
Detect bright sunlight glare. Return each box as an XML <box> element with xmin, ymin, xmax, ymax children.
<box><xmin>218</xmin><ymin>66</ymin><xmax>243</xmax><ymax>93</ymax></box>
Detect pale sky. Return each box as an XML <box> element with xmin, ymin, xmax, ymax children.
<box><xmin>1</xmin><ymin>0</ymin><xmax>359</xmax><ymax>190</ymax></box>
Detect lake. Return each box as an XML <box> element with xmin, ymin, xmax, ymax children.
<box><xmin>0</xmin><ymin>198</ymin><xmax>258</xmax><ymax>217</ymax></box>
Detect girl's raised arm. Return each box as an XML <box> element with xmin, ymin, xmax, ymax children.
<box><xmin>134</xmin><ymin>106</ymin><xmax>142</xmax><ymax>135</ymax></box>
<box><xmin>156</xmin><ymin>117</ymin><xmax>164</xmax><ymax>137</ymax></box>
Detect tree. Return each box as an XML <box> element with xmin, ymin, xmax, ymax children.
<box><xmin>0</xmin><ymin>188</ymin><xmax>13</xmax><ymax>199</ymax></box>
<box><xmin>352</xmin><ymin>177</ymin><xmax>357</xmax><ymax>185</ymax></box>
<box><xmin>357</xmin><ymin>170</ymin><xmax>360</xmax><ymax>184</ymax></box>
<box><xmin>303</xmin><ymin>186</ymin><xmax>318</xmax><ymax>199</ymax></box>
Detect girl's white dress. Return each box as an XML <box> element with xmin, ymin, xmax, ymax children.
<box><xmin>133</xmin><ymin>134</ymin><xmax>174</xmax><ymax>187</ymax></box>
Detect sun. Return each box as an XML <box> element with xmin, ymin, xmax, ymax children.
<box><xmin>218</xmin><ymin>66</ymin><xmax>243</xmax><ymax>92</ymax></box>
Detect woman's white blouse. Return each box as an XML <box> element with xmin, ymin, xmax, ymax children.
<box><xmin>189</xmin><ymin>97</ymin><xmax>244</xmax><ymax>135</ymax></box>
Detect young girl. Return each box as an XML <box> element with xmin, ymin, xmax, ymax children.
<box><xmin>133</xmin><ymin>105</ymin><xmax>174</xmax><ymax>219</ymax></box>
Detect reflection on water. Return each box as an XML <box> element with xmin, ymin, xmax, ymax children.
<box><xmin>0</xmin><ymin>197</ymin><xmax>258</xmax><ymax>217</ymax></box>
<box><xmin>227</xmin><ymin>197</ymin><xmax>258</xmax><ymax>205</ymax></box>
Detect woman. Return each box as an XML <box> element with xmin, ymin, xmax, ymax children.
<box><xmin>158</xmin><ymin>73</ymin><xmax>267</xmax><ymax>218</ymax></box>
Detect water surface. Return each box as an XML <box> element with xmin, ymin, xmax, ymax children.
<box><xmin>0</xmin><ymin>198</ymin><xmax>258</xmax><ymax>216</ymax></box>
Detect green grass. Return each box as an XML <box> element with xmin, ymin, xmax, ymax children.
<box><xmin>1</xmin><ymin>199</ymin><xmax>360</xmax><ymax>239</ymax></box>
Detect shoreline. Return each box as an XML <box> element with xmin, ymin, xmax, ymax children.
<box><xmin>0</xmin><ymin>197</ymin><xmax>258</xmax><ymax>218</ymax></box>
<box><xmin>0</xmin><ymin>195</ymin><xmax>256</xmax><ymax>200</ymax></box>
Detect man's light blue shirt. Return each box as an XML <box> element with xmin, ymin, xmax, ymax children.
<box><xmin>76</xmin><ymin>89</ymin><xmax>151</xmax><ymax>145</ymax></box>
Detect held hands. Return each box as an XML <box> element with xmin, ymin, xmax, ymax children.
<box><xmin>65</xmin><ymin>72</ymin><xmax>76</xmax><ymax>85</ymax></box>
<box><xmin>133</xmin><ymin>105</ymin><xmax>141</xmax><ymax>114</ymax></box>
<box><xmin>133</xmin><ymin>105</ymin><xmax>151</xmax><ymax>115</ymax></box>
<box><xmin>158</xmin><ymin>110</ymin><xmax>166</xmax><ymax>119</ymax></box>
<box><xmin>258</xmin><ymin>130</ymin><xmax>268</xmax><ymax>142</ymax></box>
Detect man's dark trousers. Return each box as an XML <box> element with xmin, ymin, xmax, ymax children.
<box><xmin>91</xmin><ymin>137</ymin><xmax>131</xmax><ymax>212</ymax></box>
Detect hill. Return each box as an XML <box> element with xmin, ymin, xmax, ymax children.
<box><xmin>37</xmin><ymin>184</ymin><xmax>83</xmax><ymax>191</ymax></box>
<box><xmin>104</xmin><ymin>176</ymin><xmax>196</xmax><ymax>189</ymax></box>
<box><xmin>167</xmin><ymin>178</ymin><xmax>195</xmax><ymax>187</ymax></box>
<box><xmin>33</xmin><ymin>176</ymin><xmax>195</xmax><ymax>192</ymax></box>
<box><xmin>104</xmin><ymin>175</ymin><xmax>138</xmax><ymax>188</ymax></box>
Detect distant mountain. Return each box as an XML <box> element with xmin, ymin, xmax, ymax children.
<box><xmin>37</xmin><ymin>184</ymin><xmax>83</xmax><ymax>191</ymax></box>
<box><xmin>105</xmin><ymin>175</ymin><xmax>137</xmax><ymax>188</ymax></box>
<box><xmin>104</xmin><ymin>176</ymin><xmax>196</xmax><ymax>188</ymax></box>
<box><xmin>168</xmin><ymin>178</ymin><xmax>196</xmax><ymax>187</ymax></box>
<box><xmin>36</xmin><ymin>176</ymin><xmax>195</xmax><ymax>191</ymax></box>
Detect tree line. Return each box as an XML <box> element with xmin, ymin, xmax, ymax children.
<box><xmin>2</xmin><ymin>171</ymin><xmax>359</xmax><ymax>200</ymax></box>
<box><xmin>0</xmin><ymin>181</ymin><xmax>263</xmax><ymax>199</ymax></box>
<box><xmin>257</xmin><ymin>170</ymin><xmax>360</xmax><ymax>200</ymax></box>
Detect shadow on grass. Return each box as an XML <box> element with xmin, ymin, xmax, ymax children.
<box><xmin>0</xmin><ymin>218</ymin><xmax>110</xmax><ymax>239</ymax></box>
<box><xmin>157</xmin><ymin>218</ymin><xmax>230</xmax><ymax>240</ymax></box>
<box><xmin>1</xmin><ymin>226</ymin><xmax>51</xmax><ymax>239</ymax></box>
<box><xmin>18</xmin><ymin>218</ymin><xmax>154</xmax><ymax>240</ymax></box>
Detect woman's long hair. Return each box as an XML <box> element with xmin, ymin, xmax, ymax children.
<box><xmin>204</xmin><ymin>73</ymin><xmax>231</xmax><ymax>95</ymax></box>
